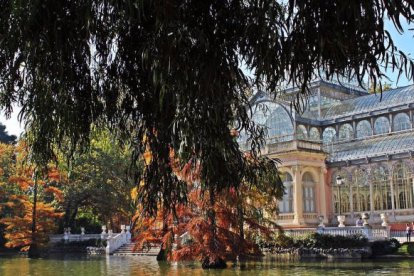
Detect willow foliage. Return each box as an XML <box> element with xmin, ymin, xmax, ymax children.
<box><xmin>1</xmin><ymin>1</ymin><xmax>413</xmax><ymax>214</ymax></box>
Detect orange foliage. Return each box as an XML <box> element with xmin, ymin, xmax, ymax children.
<box><xmin>0</xmin><ymin>142</ymin><xmax>65</xmax><ymax>251</ymax></box>
<box><xmin>133</xmin><ymin>147</ymin><xmax>278</xmax><ymax>263</ymax></box>
<box><xmin>1</xmin><ymin>195</ymin><xmax>63</xmax><ymax>251</ymax></box>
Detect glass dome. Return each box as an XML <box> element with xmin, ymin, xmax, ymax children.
<box><xmin>251</xmin><ymin>101</ymin><xmax>294</xmax><ymax>141</ymax></box>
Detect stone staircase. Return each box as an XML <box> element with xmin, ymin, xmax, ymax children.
<box><xmin>112</xmin><ymin>242</ymin><xmax>160</xmax><ymax>256</ymax></box>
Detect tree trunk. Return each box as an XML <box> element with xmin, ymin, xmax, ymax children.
<box><xmin>237</xmin><ymin>201</ymin><xmax>244</xmax><ymax>241</ymax></box>
<box><xmin>28</xmin><ymin>172</ymin><xmax>39</xmax><ymax>258</ymax></box>
<box><xmin>202</xmin><ymin>187</ymin><xmax>226</xmax><ymax>269</ymax></box>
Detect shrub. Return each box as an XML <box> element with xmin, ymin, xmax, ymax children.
<box><xmin>273</xmin><ymin>233</ymin><xmax>295</xmax><ymax>248</ymax></box>
<box><xmin>371</xmin><ymin>239</ymin><xmax>400</xmax><ymax>256</ymax></box>
<box><xmin>407</xmin><ymin>243</ymin><xmax>414</xmax><ymax>255</ymax></box>
<box><xmin>295</xmin><ymin>233</ymin><xmax>368</xmax><ymax>249</ymax></box>
<box><xmin>272</xmin><ymin>233</ymin><xmax>368</xmax><ymax>250</ymax></box>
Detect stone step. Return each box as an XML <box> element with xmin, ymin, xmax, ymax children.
<box><xmin>112</xmin><ymin>252</ymin><xmax>158</xmax><ymax>256</ymax></box>
<box><xmin>111</xmin><ymin>242</ymin><xmax>160</xmax><ymax>256</ymax></box>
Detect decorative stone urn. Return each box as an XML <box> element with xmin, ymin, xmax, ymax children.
<box><xmin>361</xmin><ymin>212</ymin><xmax>370</xmax><ymax>226</ymax></box>
<box><xmin>318</xmin><ymin>215</ymin><xmax>325</xmax><ymax>228</ymax></box>
<box><xmin>64</xmin><ymin>227</ymin><xmax>69</xmax><ymax>241</ymax></box>
<box><xmin>125</xmin><ymin>225</ymin><xmax>131</xmax><ymax>242</ymax></box>
<box><xmin>101</xmin><ymin>225</ymin><xmax>107</xmax><ymax>239</ymax></box>
<box><xmin>337</xmin><ymin>215</ymin><xmax>346</xmax><ymax>227</ymax></box>
<box><xmin>380</xmin><ymin>213</ymin><xmax>389</xmax><ymax>227</ymax></box>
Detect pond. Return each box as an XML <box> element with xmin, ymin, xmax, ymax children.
<box><xmin>1</xmin><ymin>255</ymin><xmax>414</xmax><ymax>276</ymax></box>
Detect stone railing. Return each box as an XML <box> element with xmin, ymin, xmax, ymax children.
<box><xmin>284</xmin><ymin>226</ymin><xmax>390</xmax><ymax>241</ymax></box>
<box><xmin>49</xmin><ymin>225</ymin><xmax>132</xmax><ymax>255</ymax></box>
<box><xmin>49</xmin><ymin>233</ymin><xmax>101</xmax><ymax>243</ymax></box>
<box><xmin>104</xmin><ymin>225</ymin><xmax>132</xmax><ymax>254</ymax></box>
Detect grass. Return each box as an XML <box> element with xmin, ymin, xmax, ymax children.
<box><xmin>396</xmin><ymin>243</ymin><xmax>414</xmax><ymax>256</ymax></box>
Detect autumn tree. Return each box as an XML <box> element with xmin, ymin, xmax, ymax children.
<box><xmin>133</xmin><ymin>151</ymin><xmax>284</xmax><ymax>267</ymax></box>
<box><xmin>0</xmin><ymin>123</ymin><xmax>16</xmax><ymax>144</ymax></box>
<box><xmin>0</xmin><ymin>142</ymin><xmax>15</xmax><ymax>248</ymax></box>
<box><xmin>0</xmin><ymin>143</ymin><xmax>63</xmax><ymax>256</ymax></box>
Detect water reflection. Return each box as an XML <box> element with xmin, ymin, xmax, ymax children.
<box><xmin>1</xmin><ymin>255</ymin><xmax>414</xmax><ymax>276</ymax></box>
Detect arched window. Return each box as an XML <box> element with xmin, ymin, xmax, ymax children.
<box><xmin>296</xmin><ymin>125</ymin><xmax>308</xmax><ymax>140</ymax></box>
<box><xmin>279</xmin><ymin>173</ymin><xmax>294</xmax><ymax>213</ymax></box>
<box><xmin>351</xmin><ymin>168</ymin><xmax>370</xmax><ymax>212</ymax></box>
<box><xmin>251</xmin><ymin>102</ymin><xmax>294</xmax><ymax>142</ymax></box>
<box><xmin>265</xmin><ymin>104</ymin><xmax>294</xmax><ymax>139</ymax></box>
<box><xmin>392</xmin><ymin>163</ymin><xmax>413</xmax><ymax>210</ymax></box>
<box><xmin>322</xmin><ymin>127</ymin><xmax>336</xmax><ymax>144</ymax></box>
<box><xmin>302</xmin><ymin>172</ymin><xmax>315</xmax><ymax>213</ymax></box>
<box><xmin>372</xmin><ymin>166</ymin><xmax>391</xmax><ymax>210</ymax></box>
<box><xmin>338</xmin><ymin>124</ymin><xmax>354</xmax><ymax>141</ymax></box>
<box><xmin>374</xmin><ymin>116</ymin><xmax>390</xmax><ymax>135</ymax></box>
<box><xmin>393</xmin><ymin>113</ymin><xmax>411</xmax><ymax>131</ymax></box>
<box><xmin>356</xmin><ymin>120</ymin><xmax>372</xmax><ymax>138</ymax></box>
<box><xmin>309</xmin><ymin>127</ymin><xmax>320</xmax><ymax>141</ymax></box>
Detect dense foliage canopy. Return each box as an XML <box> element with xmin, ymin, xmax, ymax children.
<box><xmin>0</xmin><ymin>123</ymin><xmax>16</xmax><ymax>144</ymax></box>
<box><xmin>1</xmin><ymin>0</ymin><xmax>413</xmax><ymax>213</ymax></box>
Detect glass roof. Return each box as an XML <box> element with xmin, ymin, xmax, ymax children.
<box><xmin>327</xmin><ymin>131</ymin><xmax>414</xmax><ymax>162</ymax></box>
<box><xmin>324</xmin><ymin>85</ymin><xmax>414</xmax><ymax>119</ymax></box>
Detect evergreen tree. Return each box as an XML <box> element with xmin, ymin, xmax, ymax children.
<box><xmin>0</xmin><ymin>123</ymin><xmax>16</xmax><ymax>144</ymax></box>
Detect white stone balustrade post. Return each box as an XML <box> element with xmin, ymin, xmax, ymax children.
<box><xmin>81</xmin><ymin>227</ymin><xmax>85</xmax><ymax>235</ymax></box>
<box><xmin>101</xmin><ymin>225</ymin><xmax>107</xmax><ymax>240</ymax></box>
<box><xmin>121</xmin><ymin>225</ymin><xmax>126</xmax><ymax>242</ymax></box>
<box><xmin>108</xmin><ymin>229</ymin><xmax>113</xmax><ymax>238</ymax></box>
<box><xmin>105</xmin><ymin>236</ymin><xmax>112</xmax><ymax>254</ymax></box>
<box><xmin>64</xmin><ymin>227</ymin><xmax>69</xmax><ymax>242</ymax></box>
<box><xmin>126</xmin><ymin>226</ymin><xmax>131</xmax><ymax>242</ymax></box>
<box><xmin>380</xmin><ymin>213</ymin><xmax>389</xmax><ymax>227</ymax></box>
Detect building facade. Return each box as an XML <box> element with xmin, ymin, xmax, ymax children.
<box><xmin>239</xmin><ymin>80</ymin><xmax>414</xmax><ymax>227</ymax></box>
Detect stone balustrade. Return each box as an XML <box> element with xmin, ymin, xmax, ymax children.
<box><xmin>50</xmin><ymin>224</ymin><xmax>132</xmax><ymax>255</ymax></box>
<box><xmin>105</xmin><ymin>225</ymin><xmax>131</xmax><ymax>254</ymax></box>
<box><xmin>49</xmin><ymin>234</ymin><xmax>102</xmax><ymax>243</ymax></box>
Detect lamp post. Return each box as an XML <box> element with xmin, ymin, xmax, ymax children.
<box><xmin>336</xmin><ymin>175</ymin><xmax>346</xmax><ymax>227</ymax></box>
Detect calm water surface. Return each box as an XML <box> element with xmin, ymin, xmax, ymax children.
<box><xmin>1</xmin><ymin>255</ymin><xmax>414</xmax><ymax>276</ymax></box>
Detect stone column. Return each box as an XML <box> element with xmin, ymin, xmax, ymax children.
<box><xmin>292</xmin><ymin>166</ymin><xmax>304</xmax><ymax>225</ymax></box>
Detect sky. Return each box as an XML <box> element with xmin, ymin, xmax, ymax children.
<box><xmin>1</xmin><ymin>19</ymin><xmax>413</xmax><ymax>137</ymax></box>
